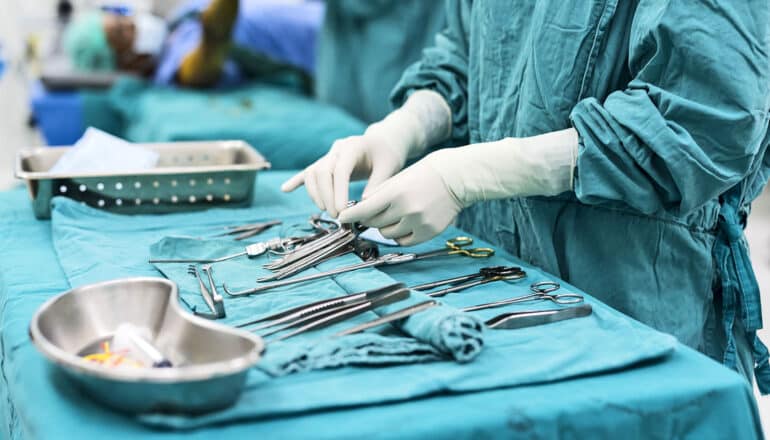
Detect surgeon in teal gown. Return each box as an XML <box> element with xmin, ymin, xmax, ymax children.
<box><xmin>286</xmin><ymin>0</ymin><xmax>770</xmax><ymax>392</ymax></box>
<box><xmin>316</xmin><ymin>0</ymin><xmax>446</xmax><ymax>123</ymax></box>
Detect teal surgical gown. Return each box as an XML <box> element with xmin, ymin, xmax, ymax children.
<box><xmin>392</xmin><ymin>0</ymin><xmax>770</xmax><ymax>391</ymax></box>
<box><xmin>316</xmin><ymin>0</ymin><xmax>446</xmax><ymax>123</ymax></box>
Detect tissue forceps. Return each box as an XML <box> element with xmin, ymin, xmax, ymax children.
<box><xmin>238</xmin><ymin>284</ymin><xmax>410</xmax><ymax>343</ymax></box>
<box><xmin>211</xmin><ymin>220</ymin><xmax>282</xmax><ymax>241</ymax></box>
<box><xmin>223</xmin><ymin>237</ymin><xmax>494</xmax><ymax>297</ymax></box>
<box><xmin>411</xmin><ymin>266</ymin><xmax>527</xmax><ymax>297</ymax></box>
<box><xmin>460</xmin><ymin>281</ymin><xmax>584</xmax><ymax>312</ymax></box>
<box><xmin>187</xmin><ymin>265</ymin><xmax>226</xmax><ymax>319</ymax></box>
<box><xmin>149</xmin><ymin>237</ymin><xmax>290</xmax><ymax>264</ymax></box>
<box><xmin>149</xmin><ymin>217</ymin><xmax>339</xmax><ymax>264</ymax></box>
<box><xmin>233</xmin><ymin>283</ymin><xmax>407</xmax><ymax>329</ymax></box>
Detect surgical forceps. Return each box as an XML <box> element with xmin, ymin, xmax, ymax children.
<box><xmin>148</xmin><ymin>217</ymin><xmax>340</xmax><ymax>264</ymax></box>
<box><xmin>210</xmin><ymin>220</ymin><xmax>282</xmax><ymax>241</ymax></box>
<box><xmin>411</xmin><ymin>266</ymin><xmax>527</xmax><ymax>297</ymax></box>
<box><xmin>460</xmin><ymin>281</ymin><xmax>584</xmax><ymax>312</ymax></box>
<box><xmin>335</xmin><ymin>282</ymin><xmax>586</xmax><ymax>335</ymax></box>
<box><xmin>223</xmin><ymin>237</ymin><xmax>495</xmax><ymax>297</ymax></box>
<box><xmin>150</xmin><ymin>237</ymin><xmax>290</xmax><ymax>264</ymax></box>
<box><xmin>187</xmin><ymin>264</ymin><xmax>226</xmax><ymax>319</ymax></box>
<box><xmin>234</xmin><ymin>284</ymin><xmax>410</xmax><ymax>342</ymax></box>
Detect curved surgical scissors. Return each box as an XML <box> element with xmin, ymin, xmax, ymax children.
<box><xmin>411</xmin><ymin>266</ymin><xmax>526</xmax><ymax>297</ymax></box>
<box><xmin>461</xmin><ymin>281</ymin><xmax>584</xmax><ymax>312</ymax></box>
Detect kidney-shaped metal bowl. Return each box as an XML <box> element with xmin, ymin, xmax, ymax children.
<box><xmin>29</xmin><ymin>277</ymin><xmax>264</xmax><ymax>414</ymax></box>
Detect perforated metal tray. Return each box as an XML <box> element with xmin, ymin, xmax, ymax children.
<box><xmin>15</xmin><ymin>140</ymin><xmax>271</xmax><ymax>219</ymax></box>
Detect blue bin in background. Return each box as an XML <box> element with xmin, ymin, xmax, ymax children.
<box><xmin>29</xmin><ymin>81</ymin><xmax>87</xmax><ymax>146</ymax></box>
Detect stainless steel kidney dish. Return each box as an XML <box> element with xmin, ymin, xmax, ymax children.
<box><xmin>29</xmin><ymin>278</ymin><xmax>264</xmax><ymax>414</ymax></box>
<box><xmin>15</xmin><ymin>140</ymin><xmax>270</xmax><ymax>219</ymax></box>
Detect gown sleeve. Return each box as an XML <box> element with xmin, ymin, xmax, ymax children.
<box><xmin>570</xmin><ymin>0</ymin><xmax>770</xmax><ymax>216</ymax></box>
<box><xmin>390</xmin><ymin>0</ymin><xmax>473</xmax><ymax>145</ymax></box>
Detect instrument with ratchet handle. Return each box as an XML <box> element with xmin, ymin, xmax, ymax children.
<box><xmin>412</xmin><ymin>266</ymin><xmax>527</xmax><ymax>297</ymax></box>
<box><xmin>223</xmin><ymin>237</ymin><xmax>494</xmax><ymax>297</ymax></box>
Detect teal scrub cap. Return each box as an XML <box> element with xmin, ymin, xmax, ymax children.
<box><xmin>64</xmin><ymin>12</ymin><xmax>116</xmax><ymax>71</ymax></box>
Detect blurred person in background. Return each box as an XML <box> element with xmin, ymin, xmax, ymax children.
<box><xmin>63</xmin><ymin>0</ymin><xmax>321</xmax><ymax>89</ymax></box>
<box><xmin>316</xmin><ymin>0</ymin><xmax>446</xmax><ymax>123</ymax></box>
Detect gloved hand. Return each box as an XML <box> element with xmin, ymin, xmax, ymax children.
<box><xmin>338</xmin><ymin>129</ymin><xmax>579</xmax><ymax>245</ymax></box>
<box><xmin>281</xmin><ymin>90</ymin><xmax>452</xmax><ymax>217</ymax></box>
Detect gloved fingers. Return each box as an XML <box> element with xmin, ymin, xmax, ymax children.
<box><xmin>362</xmin><ymin>163</ymin><xmax>396</xmax><ymax>199</ymax></box>
<box><xmin>281</xmin><ymin>170</ymin><xmax>306</xmax><ymax>192</ymax></box>
<box><xmin>338</xmin><ymin>186</ymin><xmax>393</xmax><ymax>225</ymax></box>
<box><xmin>361</xmin><ymin>204</ymin><xmax>402</xmax><ymax>229</ymax></box>
<box><xmin>332</xmin><ymin>153</ymin><xmax>358</xmax><ymax>215</ymax></box>
<box><xmin>395</xmin><ymin>227</ymin><xmax>436</xmax><ymax>247</ymax></box>
<box><xmin>304</xmin><ymin>169</ymin><xmax>325</xmax><ymax>212</ymax></box>
<box><xmin>395</xmin><ymin>233</ymin><xmax>419</xmax><ymax>247</ymax></box>
<box><xmin>317</xmin><ymin>168</ymin><xmax>336</xmax><ymax>217</ymax></box>
<box><xmin>378</xmin><ymin>219</ymin><xmax>412</xmax><ymax>240</ymax></box>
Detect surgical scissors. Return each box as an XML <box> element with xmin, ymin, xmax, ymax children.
<box><xmin>411</xmin><ymin>266</ymin><xmax>527</xmax><ymax>297</ymax></box>
<box><xmin>223</xmin><ymin>237</ymin><xmax>495</xmax><ymax>297</ymax></box>
<box><xmin>460</xmin><ymin>281</ymin><xmax>584</xmax><ymax>312</ymax></box>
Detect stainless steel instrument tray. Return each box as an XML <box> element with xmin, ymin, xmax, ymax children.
<box><xmin>15</xmin><ymin>140</ymin><xmax>271</xmax><ymax>219</ymax></box>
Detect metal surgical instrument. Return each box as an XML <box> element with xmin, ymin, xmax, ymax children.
<box><xmin>232</xmin><ymin>283</ymin><xmax>407</xmax><ymax>329</ymax></box>
<box><xmin>187</xmin><ymin>264</ymin><xmax>226</xmax><ymax>319</ymax></box>
<box><xmin>210</xmin><ymin>220</ymin><xmax>282</xmax><ymax>241</ymax></box>
<box><xmin>460</xmin><ymin>281</ymin><xmax>584</xmax><ymax>313</ymax></box>
<box><xmin>149</xmin><ymin>237</ymin><xmax>290</xmax><ymax>264</ymax></box>
<box><xmin>484</xmin><ymin>304</ymin><xmax>593</xmax><ymax>329</ymax></box>
<box><xmin>223</xmin><ymin>237</ymin><xmax>495</xmax><ymax>297</ymax></box>
<box><xmin>238</xmin><ymin>284</ymin><xmax>410</xmax><ymax>343</ymax></box>
<box><xmin>411</xmin><ymin>266</ymin><xmax>527</xmax><ymax>297</ymax></box>
<box><xmin>334</xmin><ymin>300</ymin><xmax>440</xmax><ymax>337</ymax></box>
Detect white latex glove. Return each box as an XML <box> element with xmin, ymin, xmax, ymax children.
<box><xmin>338</xmin><ymin>129</ymin><xmax>579</xmax><ymax>245</ymax></box>
<box><xmin>281</xmin><ymin>90</ymin><xmax>452</xmax><ymax>217</ymax></box>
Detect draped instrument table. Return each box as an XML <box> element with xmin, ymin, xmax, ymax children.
<box><xmin>0</xmin><ymin>171</ymin><xmax>763</xmax><ymax>439</ymax></box>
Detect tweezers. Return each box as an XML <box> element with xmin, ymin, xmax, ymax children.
<box><xmin>233</xmin><ymin>284</ymin><xmax>410</xmax><ymax>342</ymax></box>
<box><xmin>212</xmin><ymin>220</ymin><xmax>282</xmax><ymax>241</ymax></box>
<box><xmin>266</xmin><ymin>289</ymin><xmax>409</xmax><ymax>342</ymax></box>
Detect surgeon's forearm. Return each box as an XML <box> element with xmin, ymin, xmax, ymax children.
<box><xmin>427</xmin><ymin>129</ymin><xmax>579</xmax><ymax>205</ymax></box>
<box><xmin>395</xmin><ymin>89</ymin><xmax>453</xmax><ymax>158</ymax></box>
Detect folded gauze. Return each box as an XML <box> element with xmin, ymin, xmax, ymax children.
<box><xmin>50</xmin><ymin>127</ymin><xmax>159</xmax><ymax>174</ymax></box>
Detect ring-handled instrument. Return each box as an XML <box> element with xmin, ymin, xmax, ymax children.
<box><xmin>149</xmin><ymin>237</ymin><xmax>291</xmax><ymax>264</ymax></box>
<box><xmin>148</xmin><ymin>216</ymin><xmax>339</xmax><ymax>264</ymax></box>
<box><xmin>484</xmin><ymin>304</ymin><xmax>593</xmax><ymax>329</ymax></box>
<box><xmin>223</xmin><ymin>237</ymin><xmax>494</xmax><ymax>297</ymax></box>
<box><xmin>411</xmin><ymin>266</ymin><xmax>526</xmax><ymax>297</ymax></box>
<box><xmin>261</xmin><ymin>221</ymin><xmax>367</xmax><ymax>275</ymax></box>
<box><xmin>460</xmin><ymin>281</ymin><xmax>584</xmax><ymax>312</ymax></box>
<box><xmin>234</xmin><ymin>284</ymin><xmax>410</xmax><ymax>343</ymax></box>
